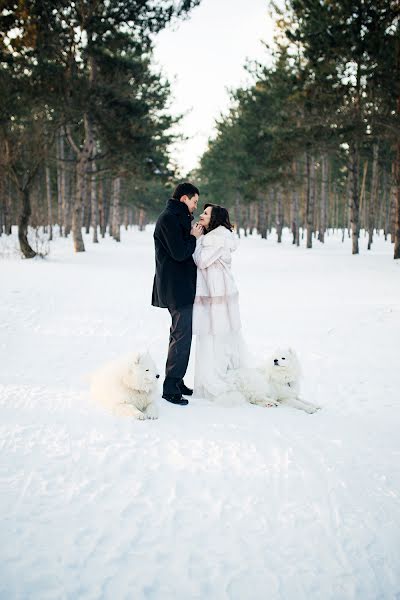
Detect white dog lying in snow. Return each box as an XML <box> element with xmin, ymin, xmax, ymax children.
<box><xmin>261</xmin><ymin>348</ymin><xmax>320</xmax><ymax>413</ymax></box>
<box><xmin>232</xmin><ymin>348</ymin><xmax>320</xmax><ymax>414</ymax></box>
<box><xmin>90</xmin><ymin>351</ymin><xmax>160</xmax><ymax>419</ymax></box>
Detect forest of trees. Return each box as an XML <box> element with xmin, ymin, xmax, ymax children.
<box><xmin>1</xmin><ymin>1</ymin><xmax>399</xmax><ymax>259</ymax></box>
<box><xmin>197</xmin><ymin>0</ymin><xmax>400</xmax><ymax>259</ymax></box>
<box><xmin>0</xmin><ymin>0</ymin><xmax>200</xmax><ymax>257</ymax></box>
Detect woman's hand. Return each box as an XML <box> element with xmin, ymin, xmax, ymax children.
<box><xmin>191</xmin><ymin>222</ymin><xmax>204</xmax><ymax>239</ymax></box>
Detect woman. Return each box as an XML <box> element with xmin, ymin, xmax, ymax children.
<box><xmin>192</xmin><ymin>204</ymin><xmax>248</xmax><ymax>402</ymax></box>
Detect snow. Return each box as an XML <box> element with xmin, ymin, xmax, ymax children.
<box><xmin>1</xmin><ymin>226</ymin><xmax>400</xmax><ymax>600</ymax></box>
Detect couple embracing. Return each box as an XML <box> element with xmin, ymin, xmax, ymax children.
<box><xmin>152</xmin><ymin>182</ymin><xmax>246</xmax><ymax>406</ymax></box>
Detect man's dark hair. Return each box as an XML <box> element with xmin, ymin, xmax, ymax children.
<box><xmin>172</xmin><ymin>182</ymin><xmax>200</xmax><ymax>200</ymax></box>
<box><xmin>203</xmin><ymin>203</ymin><xmax>234</xmax><ymax>233</ymax></box>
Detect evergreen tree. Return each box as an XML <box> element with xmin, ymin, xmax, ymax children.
<box><xmin>0</xmin><ymin>0</ymin><xmax>200</xmax><ymax>254</ymax></box>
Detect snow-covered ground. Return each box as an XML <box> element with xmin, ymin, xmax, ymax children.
<box><xmin>1</xmin><ymin>226</ymin><xmax>400</xmax><ymax>600</ymax></box>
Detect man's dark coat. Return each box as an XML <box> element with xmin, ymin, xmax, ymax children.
<box><xmin>152</xmin><ymin>199</ymin><xmax>197</xmax><ymax>310</ymax></box>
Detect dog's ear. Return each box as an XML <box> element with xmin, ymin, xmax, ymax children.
<box><xmin>132</xmin><ymin>352</ymin><xmax>141</xmax><ymax>365</ymax></box>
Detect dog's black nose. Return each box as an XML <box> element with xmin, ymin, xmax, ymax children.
<box><xmin>274</xmin><ymin>359</ymin><xmax>279</xmax><ymax>365</ymax></box>
<box><xmin>156</xmin><ymin>374</ymin><xmax>160</xmax><ymax>379</ymax></box>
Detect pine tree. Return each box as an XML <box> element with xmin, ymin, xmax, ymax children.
<box><xmin>0</xmin><ymin>0</ymin><xmax>200</xmax><ymax>254</ymax></box>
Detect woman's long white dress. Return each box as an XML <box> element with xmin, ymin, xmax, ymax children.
<box><xmin>192</xmin><ymin>225</ymin><xmax>248</xmax><ymax>403</ymax></box>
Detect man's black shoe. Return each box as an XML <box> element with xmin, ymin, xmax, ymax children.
<box><xmin>179</xmin><ymin>382</ymin><xmax>193</xmax><ymax>396</ymax></box>
<box><xmin>162</xmin><ymin>393</ymin><xmax>189</xmax><ymax>406</ymax></box>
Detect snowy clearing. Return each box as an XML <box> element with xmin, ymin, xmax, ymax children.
<box><xmin>1</xmin><ymin>227</ymin><xmax>400</xmax><ymax>600</ymax></box>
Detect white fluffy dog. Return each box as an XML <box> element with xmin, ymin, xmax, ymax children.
<box><xmin>90</xmin><ymin>351</ymin><xmax>160</xmax><ymax>420</ymax></box>
<box><xmin>260</xmin><ymin>348</ymin><xmax>320</xmax><ymax>414</ymax></box>
<box><xmin>226</xmin><ymin>367</ymin><xmax>277</xmax><ymax>407</ymax></box>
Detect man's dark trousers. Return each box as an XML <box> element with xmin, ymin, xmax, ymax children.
<box><xmin>163</xmin><ymin>304</ymin><xmax>193</xmax><ymax>395</ymax></box>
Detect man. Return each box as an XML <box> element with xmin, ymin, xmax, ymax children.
<box><xmin>152</xmin><ymin>183</ymin><xmax>203</xmax><ymax>405</ymax></box>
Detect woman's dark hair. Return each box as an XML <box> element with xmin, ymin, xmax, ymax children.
<box><xmin>172</xmin><ymin>182</ymin><xmax>200</xmax><ymax>200</ymax></box>
<box><xmin>203</xmin><ymin>203</ymin><xmax>233</xmax><ymax>234</ymax></box>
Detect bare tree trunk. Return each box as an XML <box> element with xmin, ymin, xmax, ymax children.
<box><xmin>276</xmin><ymin>187</ymin><xmax>283</xmax><ymax>243</ymax></box>
<box><xmin>3</xmin><ymin>177</ymin><xmax>12</xmax><ymax>235</ymax></box>
<box><xmin>306</xmin><ymin>153</ymin><xmax>315</xmax><ymax>248</ymax></box>
<box><xmin>98</xmin><ymin>177</ymin><xmax>106</xmax><ymax>238</ymax></box>
<box><xmin>332</xmin><ymin>183</ymin><xmax>337</xmax><ymax>231</ymax></box>
<box><xmin>264</xmin><ymin>195</ymin><xmax>270</xmax><ymax>239</ymax></box>
<box><xmin>18</xmin><ymin>187</ymin><xmax>36</xmax><ymax>258</ymax></box>
<box><xmin>64</xmin><ymin>144</ymin><xmax>72</xmax><ymax>237</ymax></box>
<box><xmin>56</xmin><ymin>130</ymin><xmax>65</xmax><ymax>236</ymax></box>
<box><xmin>291</xmin><ymin>189</ymin><xmax>299</xmax><ymax>245</ymax></box>
<box><xmin>350</xmin><ymin>143</ymin><xmax>360</xmax><ymax>254</ymax></box>
<box><xmin>257</xmin><ymin>195</ymin><xmax>268</xmax><ymax>239</ymax></box>
<box><xmin>0</xmin><ymin>171</ymin><xmax>4</xmax><ymax>235</ymax></box>
<box><xmin>124</xmin><ymin>205</ymin><xmax>129</xmax><ymax>230</ymax></box>
<box><xmin>318</xmin><ymin>153</ymin><xmax>328</xmax><ymax>243</ymax></box>
<box><xmin>30</xmin><ymin>184</ymin><xmax>38</xmax><ymax>229</ymax></box>
<box><xmin>90</xmin><ymin>152</ymin><xmax>98</xmax><ymax>243</ymax></box>
<box><xmin>67</xmin><ymin>113</ymin><xmax>95</xmax><ymax>252</ymax></box>
<box><xmin>389</xmin><ymin>163</ymin><xmax>396</xmax><ymax>242</ymax></box>
<box><xmin>367</xmin><ymin>143</ymin><xmax>379</xmax><ymax>250</ymax></box>
<box><xmin>235</xmin><ymin>190</ymin><xmax>242</xmax><ymax>237</ymax></box>
<box><xmin>45</xmin><ymin>164</ymin><xmax>53</xmax><ymax>241</ymax></box>
<box><xmin>248</xmin><ymin>203</ymin><xmax>253</xmax><ymax>234</ymax></box>
<box><xmin>313</xmin><ymin>163</ymin><xmax>319</xmax><ymax>238</ymax></box>
<box><xmin>382</xmin><ymin>170</ymin><xmax>390</xmax><ymax>241</ymax></box>
<box><xmin>67</xmin><ymin>49</ymin><xmax>97</xmax><ymax>251</ymax></box>
<box><xmin>291</xmin><ymin>161</ymin><xmax>299</xmax><ymax>245</ymax></box>
<box><xmin>327</xmin><ymin>165</ymin><xmax>332</xmax><ymax>234</ymax></box>
<box><xmin>84</xmin><ymin>170</ymin><xmax>91</xmax><ymax>234</ymax></box>
<box><xmin>138</xmin><ymin>207</ymin><xmax>146</xmax><ymax>231</ymax></box>
<box><xmin>250</xmin><ymin>202</ymin><xmax>257</xmax><ymax>233</ymax></box>
<box><xmin>344</xmin><ymin>166</ymin><xmax>352</xmax><ymax>241</ymax></box>
<box><xmin>393</xmin><ymin>44</ymin><xmax>400</xmax><ymax>256</ymax></box>
<box><xmin>359</xmin><ymin>160</ymin><xmax>368</xmax><ymax>233</ymax></box>
<box><xmin>256</xmin><ymin>197</ymin><xmax>261</xmax><ymax>235</ymax></box>
<box><xmin>242</xmin><ymin>205</ymin><xmax>250</xmax><ymax>237</ymax></box>
<box><xmin>377</xmin><ymin>171</ymin><xmax>385</xmax><ymax>233</ymax></box>
<box><xmin>112</xmin><ymin>176</ymin><xmax>121</xmax><ymax>242</ymax></box>
<box><xmin>73</xmin><ymin>154</ymin><xmax>87</xmax><ymax>252</ymax></box>
<box><xmin>108</xmin><ymin>190</ymin><xmax>113</xmax><ymax>236</ymax></box>
<box><xmin>393</xmin><ymin>44</ymin><xmax>400</xmax><ymax>255</ymax></box>
<box><xmin>394</xmin><ymin>142</ymin><xmax>400</xmax><ymax>259</ymax></box>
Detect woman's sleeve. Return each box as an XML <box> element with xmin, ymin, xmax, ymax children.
<box><xmin>193</xmin><ymin>236</ymin><xmax>224</xmax><ymax>269</ymax></box>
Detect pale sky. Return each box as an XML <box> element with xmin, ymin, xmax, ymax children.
<box><xmin>153</xmin><ymin>0</ymin><xmax>276</xmax><ymax>176</ymax></box>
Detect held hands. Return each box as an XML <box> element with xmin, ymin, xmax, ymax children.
<box><xmin>191</xmin><ymin>222</ymin><xmax>204</xmax><ymax>239</ymax></box>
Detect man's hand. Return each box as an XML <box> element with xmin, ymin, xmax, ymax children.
<box><xmin>191</xmin><ymin>222</ymin><xmax>204</xmax><ymax>239</ymax></box>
